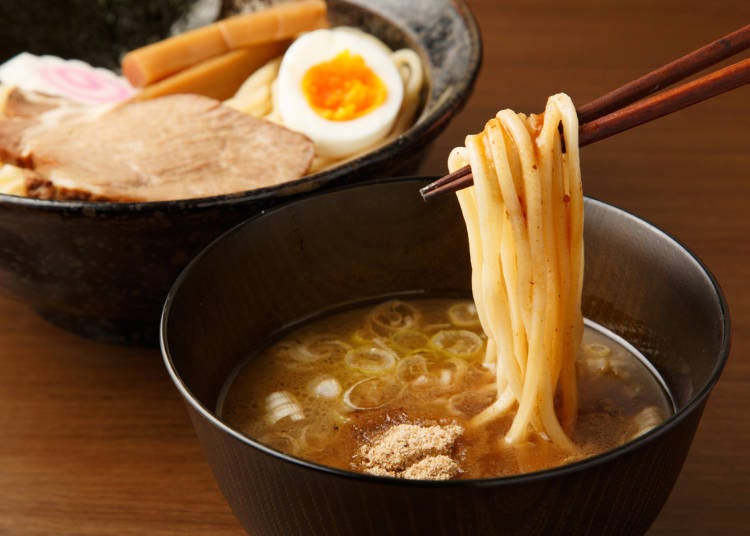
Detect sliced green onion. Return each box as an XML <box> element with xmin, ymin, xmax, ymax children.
<box><xmin>368</xmin><ymin>300</ymin><xmax>420</xmax><ymax>335</ymax></box>
<box><xmin>440</xmin><ymin>357</ymin><xmax>469</xmax><ymax>386</ymax></box>
<box><xmin>584</xmin><ymin>342</ymin><xmax>611</xmax><ymax>358</ymax></box>
<box><xmin>350</xmin><ymin>328</ymin><xmax>377</xmax><ymax>345</ymax></box>
<box><xmin>408</xmin><ymin>349</ymin><xmax>442</xmax><ymax>361</ymax></box>
<box><xmin>344</xmin><ymin>346</ymin><xmax>397</xmax><ymax>374</ymax></box>
<box><xmin>629</xmin><ymin>406</ymin><xmax>665</xmax><ymax>439</ymax></box>
<box><xmin>421</xmin><ymin>322</ymin><xmax>453</xmax><ymax>334</ymax></box>
<box><xmin>300</xmin><ymin>420</ymin><xmax>341</xmax><ymax>451</ymax></box>
<box><xmin>407</xmin><ymin>357</ymin><xmax>470</xmax><ymax>395</ymax></box>
<box><xmin>440</xmin><ymin>369</ymin><xmax>453</xmax><ymax>385</ymax></box>
<box><xmin>258</xmin><ymin>431</ymin><xmax>300</xmax><ymax>454</ymax></box>
<box><xmin>265</xmin><ymin>391</ymin><xmax>304</xmax><ymax>425</ymax></box>
<box><xmin>395</xmin><ymin>354</ymin><xmax>428</xmax><ymax>383</ymax></box>
<box><xmin>390</xmin><ymin>329</ymin><xmax>430</xmax><ymax>352</ymax></box>
<box><xmin>283</xmin><ymin>334</ymin><xmax>351</xmax><ymax>364</ymax></box>
<box><xmin>430</xmin><ymin>329</ymin><xmax>483</xmax><ymax>358</ymax></box>
<box><xmin>343</xmin><ymin>377</ymin><xmax>402</xmax><ymax>410</ymax></box>
<box><xmin>308</xmin><ymin>376</ymin><xmax>342</xmax><ymax>398</ymax></box>
<box><xmin>448</xmin><ymin>302</ymin><xmax>480</xmax><ymax>328</ymax></box>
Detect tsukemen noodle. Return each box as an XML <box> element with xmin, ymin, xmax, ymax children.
<box><xmin>220</xmin><ymin>93</ymin><xmax>673</xmax><ymax>480</ymax></box>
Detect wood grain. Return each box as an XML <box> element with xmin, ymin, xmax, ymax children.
<box><xmin>1</xmin><ymin>0</ymin><xmax>749</xmax><ymax>534</ymax></box>
<box><xmin>576</xmin><ymin>23</ymin><xmax>750</xmax><ymax>122</ymax></box>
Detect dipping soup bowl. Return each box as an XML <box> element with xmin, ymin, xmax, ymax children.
<box><xmin>161</xmin><ymin>178</ymin><xmax>729</xmax><ymax>535</ymax></box>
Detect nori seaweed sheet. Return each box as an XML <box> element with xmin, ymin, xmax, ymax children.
<box><xmin>0</xmin><ymin>0</ymin><xmax>226</xmax><ymax>69</ymax></box>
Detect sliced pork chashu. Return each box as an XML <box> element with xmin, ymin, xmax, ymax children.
<box><xmin>0</xmin><ymin>88</ymin><xmax>90</xmax><ymax>169</ymax></box>
<box><xmin>0</xmin><ymin>90</ymin><xmax>315</xmax><ymax>202</ymax></box>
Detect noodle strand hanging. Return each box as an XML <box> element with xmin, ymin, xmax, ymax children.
<box><xmin>450</xmin><ymin>93</ymin><xmax>584</xmax><ymax>449</ymax></box>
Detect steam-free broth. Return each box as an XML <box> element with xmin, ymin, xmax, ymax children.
<box><xmin>220</xmin><ymin>298</ymin><xmax>672</xmax><ymax>479</ymax></box>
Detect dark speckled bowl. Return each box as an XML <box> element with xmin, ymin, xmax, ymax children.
<box><xmin>0</xmin><ymin>0</ymin><xmax>481</xmax><ymax>345</ymax></box>
<box><xmin>161</xmin><ymin>178</ymin><xmax>729</xmax><ymax>536</ymax></box>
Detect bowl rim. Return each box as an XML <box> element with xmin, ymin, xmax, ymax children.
<box><xmin>160</xmin><ymin>176</ymin><xmax>731</xmax><ymax>487</ymax></box>
<box><xmin>0</xmin><ymin>0</ymin><xmax>482</xmax><ymax>214</ymax></box>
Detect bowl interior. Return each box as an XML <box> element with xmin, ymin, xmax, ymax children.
<box><xmin>163</xmin><ymin>178</ymin><xmax>729</xmax><ymax>460</ymax></box>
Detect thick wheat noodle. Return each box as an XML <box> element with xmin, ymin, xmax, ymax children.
<box><xmin>556</xmin><ymin>94</ymin><xmax>584</xmax><ymax>432</ymax></box>
<box><xmin>486</xmin><ymin>120</ymin><xmax>531</xmax><ymax>373</ymax></box>
<box><xmin>452</xmin><ymin>147</ymin><xmax>516</xmax><ymax>426</ymax></box>
<box><xmin>534</xmin><ymin>101</ymin><xmax>573</xmax><ymax>448</ymax></box>
<box><xmin>454</xmin><ymin>154</ymin><xmax>494</xmax><ymax>355</ymax></box>
<box><xmin>450</xmin><ymin>94</ymin><xmax>583</xmax><ymax>449</ymax></box>
<box><xmin>467</xmin><ymin>135</ymin><xmax>525</xmax><ymax>404</ymax></box>
<box><xmin>494</xmin><ymin>110</ymin><xmax>548</xmax><ymax>444</ymax></box>
<box><xmin>458</xmin><ymin>136</ymin><xmax>531</xmax><ymax>428</ymax></box>
<box><xmin>388</xmin><ymin>49</ymin><xmax>423</xmax><ymax>135</ymax></box>
<box><xmin>451</xmin><ymin>149</ymin><xmax>493</xmax><ymax>365</ymax></box>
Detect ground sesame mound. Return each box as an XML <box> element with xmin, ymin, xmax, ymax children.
<box><xmin>356</xmin><ymin>423</ymin><xmax>463</xmax><ymax>480</ymax></box>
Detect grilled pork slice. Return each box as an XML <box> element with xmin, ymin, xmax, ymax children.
<box><xmin>0</xmin><ymin>90</ymin><xmax>315</xmax><ymax>201</ymax></box>
<box><xmin>0</xmin><ymin>89</ymin><xmax>90</xmax><ymax>170</ymax></box>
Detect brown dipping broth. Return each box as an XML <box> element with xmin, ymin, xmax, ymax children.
<box><xmin>219</xmin><ymin>299</ymin><xmax>673</xmax><ymax>479</ymax></box>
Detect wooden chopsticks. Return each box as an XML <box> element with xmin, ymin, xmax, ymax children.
<box><xmin>420</xmin><ymin>24</ymin><xmax>750</xmax><ymax>201</ymax></box>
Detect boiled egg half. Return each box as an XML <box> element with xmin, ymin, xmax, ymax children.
<box><xmin>276</xmin><ymin>27</ymin><xmax>404</xmax><ymax>159</ymax></box>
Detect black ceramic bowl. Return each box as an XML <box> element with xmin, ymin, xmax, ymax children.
<box><xmin>161</xmin><ymin>178</ymin><xmax>729</xmax><ymax>535</ymax></box>
<box><xmin>0</xmin><ymin>0</ymin><xmax>480</xmax><ymax>345</ymax></box>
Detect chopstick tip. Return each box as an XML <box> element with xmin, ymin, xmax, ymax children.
<box><xmin>419</xmin><ymin>183</ymin><xmax>437</xmax><ymax>201</ymax></box>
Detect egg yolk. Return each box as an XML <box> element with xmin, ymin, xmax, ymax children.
<box><xmin>302</xmin><ymin>51</ymin><xmax>388</xmax><ymax>121</ymax></box>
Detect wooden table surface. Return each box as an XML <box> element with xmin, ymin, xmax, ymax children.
<box><xmin>1</xmin><ymin>1</ymin><xmax>748</xmax><ymax>534</ymax></box>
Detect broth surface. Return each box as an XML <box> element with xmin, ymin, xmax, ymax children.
<box><xmin>220</xmin><ymin>298</ymin><xmax>672</xmax><ymax>479</ymax></box>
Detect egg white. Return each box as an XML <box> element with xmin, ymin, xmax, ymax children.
<box><xmin>276</xmin><ymin>28</ymin><xmax>404</xmax><ymax>159</ymax></box>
